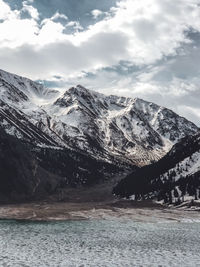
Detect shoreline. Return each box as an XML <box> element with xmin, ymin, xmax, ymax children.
<box><xmin>0</xmin><ymin>200</ymin><xmax>200</xmax><ymax>223</ymax></box>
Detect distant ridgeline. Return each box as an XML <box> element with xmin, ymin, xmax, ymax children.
<box><xmin>113</xmin><ymin>132</ymin><xmax>200</xmax><ymax>204</ymax></box>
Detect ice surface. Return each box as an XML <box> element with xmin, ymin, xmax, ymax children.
<box><xmin>0</xmin><ymin>219</ymin><xmax>200</xmax><ymax>267</ymax></box>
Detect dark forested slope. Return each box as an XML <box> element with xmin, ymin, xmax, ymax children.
<box><xmin>113</xmin><ymin>132</ymin><xmax>200</xmax><ymax>204</ymax></box>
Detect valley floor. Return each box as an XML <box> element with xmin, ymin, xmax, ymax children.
<box><xmin>0</xmin><ymin>199</ymin><xmax>200</xmax><ymax>222</ymax></box>
<box><xmin>1</xmin><ymin>177</ymin><xmax>200</xmax><ymax>222</ymax></box>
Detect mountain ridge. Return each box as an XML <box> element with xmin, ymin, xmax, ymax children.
<box><xmin>0</xmin><ymin>68</ymin><xmax>198</xmax><ymax>167</ymax></box>
<box><xmin>0</xmin><ymin>68</ymin><xmax>199</xmax><ymax>202</ymax></box>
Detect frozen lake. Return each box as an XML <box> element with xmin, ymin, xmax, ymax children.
<box><xmin>0</xmin><ymin>219</ymin><xmax>200</xmax><ymax>266</ymax></box>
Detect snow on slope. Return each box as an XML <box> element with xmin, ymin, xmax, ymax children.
<box><xmin>156</xmin><ymin>137</ymin><xmax>200</xmax><ymax>203</ymax></box>
<box><xmin>114</xmin><ymin>132</ymin><xmax>200</xmax><ymax>204</ymax></box>
<box><xmin>0</xmin><ymin>69</ymin><xmax>59</xmax><ymax>105</ymax></box>
<box><xmin>160</xmin><ymin>151</ymin><xmax>200</xmax><ymax>183</ymax></box>
<box><xmin>0</xmin><ymin>69</ymin><xmax>198</xmax><ymax>166</ymax></box>
<box><xmin>44</xmin><ymin>84</ymin><xmax>198</xmax><ymax>165</ymax></box>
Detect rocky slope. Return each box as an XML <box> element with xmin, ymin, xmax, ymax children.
<box><xmin>113</xmin><ymin>132</ymin><xmax>200</xmax><ymax>204</ymax></box>
<box><xmin>0</xmin><ymin>68</ymin><xmax>199</xmax><ymax>201</ymax></box>
<box><xmin>0</xmin><ymin>69</ymin><xmax>198</xmax><ymax>167</ymax></box>
<box><xmin>47</xmin><ymin>85</ymin><xmax>199</xmax><ymax>166</ymax></box>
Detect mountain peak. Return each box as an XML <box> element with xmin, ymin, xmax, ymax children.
<box><xmin>0</xmin><ymin>68</ymin><xmax>198</xmax><ymax>167</ymax></box>
<box><xmin>67</xmin><ymin>85</ymin><xmax>90</xmax><ymax>95</ymax></box>
<box><xmin>76</xmin><ymin>84</ymin><xmax>86</xmax><ymax>90</ymax></box>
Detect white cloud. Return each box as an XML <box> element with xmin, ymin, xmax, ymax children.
<box><xmin>51</xmin><ymin>12</ymin><xmax>68</xmax><ymax>21</ymax></box>
<box><xmin>41</xmin><ymin>11</ymin><xmax>68</xmax><ymax>24</ymax></box>
<box><xmin>0</xmin><ymin>0</ymin><xmax>199</xmax><ymax>76</ymax></box>
<box><xmin>66</xmin><ymin>21</ymin><xmax>83</xmax><ymax>32</ymax></box>
<box><xmin>91</xmin><ymin>9</ymin><xmax>103</xmax><ymax>19</ymax></box>
<box><xmin>0</xmin><ymin>0</ymin><xmax>200</xmax><ymax>124</ymax></box>
<box><xmin>0</xmin><ymin>0</ymin><xmax>19</xmax><ymax>20</ymax></box>
<box><xmin>22</xmin><ymin>1</ymin><xmax>39</xmax><ymax>20</ymax></box>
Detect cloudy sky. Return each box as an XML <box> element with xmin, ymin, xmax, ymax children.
<box><xmin>0</xmin><ymin>0</ymin><xmax>200</xmax><ymax>125</ymax></box>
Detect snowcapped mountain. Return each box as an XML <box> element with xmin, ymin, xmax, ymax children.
<box><xmin>0</xmin><ymin>68</ymin><xmax>199</xmax><ymax>202</ymax></box>
<box><xmin>0</xmin><ymin>69</ymin><xmax>198</xmax><ymax>167</ymax></box>
<box><xmin>113</xmin><ymin>132</ymin><xmax>200</xmax><ymax>204</ymax></box>
<box><xmin>46</xmin><ymin>84</ymin><xmax>199</xmax><ymax>166</ymax></box>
